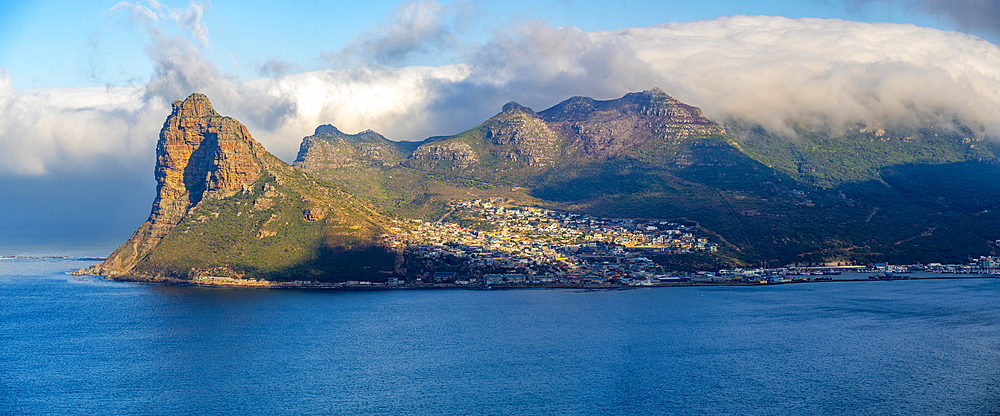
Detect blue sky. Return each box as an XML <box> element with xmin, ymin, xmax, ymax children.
<box><xmin>2</xmin><ymin>0</ymin><xmax>1000</xmax><ymax>250</ymax></box>
<box><xmin>0</xmin><ymin>0</ymin><xmax>972</xmax><ymax>89</ymax></box>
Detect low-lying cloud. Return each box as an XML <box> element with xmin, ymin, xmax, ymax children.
<box><xmin>629</xmin><ymin>16</ymin><xmax>1000</xmax><ymax>136</ymax></box>
<box><xmin>0</xmin><ymin>71</ymin><xmax>160</xmax><ymax>175</ymax></box>
<box><xmin>4</xmin><ymin>13</ymin><xmax>1000</xmax><ymax>178</ymax></box>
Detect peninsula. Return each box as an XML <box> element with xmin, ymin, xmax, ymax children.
<box><xmin>78</xmin><ymin>90</ymin><xmax>1000</xmax><ymax>286</ymax></box>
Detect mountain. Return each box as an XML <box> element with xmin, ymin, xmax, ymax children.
<box><xmin>296</xmin><ymin>89</ymin><xmax>1000</xmax><ymax>267</ymax></box>
<box><xmin>725</xmin><ymin>120</ymin><xmax>1000</xmax><ymax>187</ymax></box>
<box><xmin>404</xmin><ymin>101</ymin><xmax>564</xmax><ymax>182</ymax></box>
<box><xmin>294</xmin><ymin>88</ymin><xmax>733</xmax><ymax>216</ymax></box>
<box><xmin>91</xmin><ymin>94</ymin><xmax>400</xmax><ymax>283</ymax></box>
<box><xmin>294</xmin><ymin>124</ymin><xmax>415</xmax><ymax>171</ymax></box>
<box><xmin>291</xmin><ymin>125</ymin><xmax>452</xmax><ymax>219</ymax></box>
<box><xmin>403</xmin><ymin>88</ymin><xmax>724</xmax><ymax>181</ymax></box>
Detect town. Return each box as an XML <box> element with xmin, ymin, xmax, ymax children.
<box><xmin>295</xmin><ymin>198</ymin><xmax>999</xmax><ymax>289</ymax></box>
<box><xmin>373</xmin><ymin>198</ymin><xmax>712</xmax><ymax>285</ymax></box>
<box><xmin>58</xmin><ymin>198</ymin><xmax>999</xmax><ymax>290</ymax></box>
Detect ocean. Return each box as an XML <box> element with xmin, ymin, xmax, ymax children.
<box><xmin>2</xmin><ymin>256</ymin><xmax>999</xmax><ymax>415</ymax></box>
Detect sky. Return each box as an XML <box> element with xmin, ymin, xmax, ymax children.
<box><xmin>2</xmin><ymin>0</ymin><xmax>1000</xmax><ymax>250</ymax></box>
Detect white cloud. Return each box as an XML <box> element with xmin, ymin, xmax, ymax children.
<box><xmin>5</xmin><ymin>15</ymin><xmax>1000</xmax><ymax>177</ymax></box>
<box><xmin>257</xmin><ymin>58</ymin><xmax>292</xmax><ymax>78</ymax></box>
<box><xmin>244</xmin><ymin>65</ymin><xmax>470</xmax><ymax>157</ymax></box>
<box><xmin>329</xmin><ymin>0</ymin><xmax>472</xmax><ymax>66</ymax></box>
<box><xmin>0</xmin><ymin>62</ymin><xmax>467</xmax><ymax>175</ymax></box>
<box><xmin>629</xmin><ymin>16</ymin><xmax>1000</xmax><ymax>136</ymax></box>
<box><xmin>109</xmin><ymin>1</ymin><xmax>210</xmax><ymax>47</ymax></box>
<box><xmin>108</xmin><ymin>1</ymin><xmax>159</xmax><ymax>25</ymax></box>
<box><xmin>0</xmin><ymin>69</ymin><xmax>162</xmax><ymax>175</ymax></box>
<box><xmin>168</xmin><ymin>1</ymin><xmax>210</xmax><ymax>47</ymax></box>
<box><xmin>450</xmin><ymin>16</ymin><xmax>1000</xmax><ymax>138</ymax></box>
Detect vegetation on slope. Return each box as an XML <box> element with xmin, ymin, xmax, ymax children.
<box><xmin>726</xmin><ymin>121</ymin><xmax>999</xmax><ymax>187</ymax></box>
<box><xmin>136</xmin><ymin>150</ymin><xmax>400</xmax><ymax>282</ymax></box>
<box><xmin>293</xmin><ymin>90</ymin><xmax>1000</xmax><ymax>269</ymax></box>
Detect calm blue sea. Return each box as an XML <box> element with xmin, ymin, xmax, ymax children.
<box><xmin>2</xmin><ymin>256</ymin><xmax>999</xmax><ymax>415</ymax></box>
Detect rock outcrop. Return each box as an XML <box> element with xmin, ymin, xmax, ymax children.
<box><xmin>397</xmin><ymin>88</ymin><xmax>722</xmax><ymax>176</ymax></box>
<box><xmin>101</xmin><ymin>94</ymin><xmax>268</xmax><ymax>275</ymax></box>
<box><xmin>539</xmin><ymin>88</ymin><xmax>724</xmax><ymax>160</ymax></box>
<box><xmin>96</xmin><ymin>93</ymin><xmax>397</xmax><ymax>282</ymax></box>
<box><xmin>293</xmin><ymin>125</ymin><xmax>409</xmax><ymax>171</ymax></box>
<box><xmin>482</xmin><ymin>102</ymin><xmax>561</xmax><ymax>167</ymax></box>
<box><xmin>409</xmin><ymin>141</ymin><xmax>479</xmax><ymax>169</ymax></box>
<box><xmin>404</xmin><ymin>101</ymin><xmax>563</xmax><ymax>174</ymax></box>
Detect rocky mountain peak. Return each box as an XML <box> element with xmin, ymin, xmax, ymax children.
<box><xmin>91</xmin><ymin>93</ymin><xmax>400</xmax><ymax>283</ymax></box>
<box><xmin>618</xmin><ymin>88</ymin><xmax>688</xmax><ymax>112</ymax></box>
<box><xmin>101</xmin><ymin>93</ymin><xmax>266</xmax><ymax>275</ymax></box>
<box><xmin>536</xmin><ymin>87</ymin><xmax>722</xmax><ymax>159</ymax></box>
<box><xmin>314</xmin><ymin>124</ymin><xmax>344</xmax><ymax>137</ymax></box>
<box><xmin>501</xmin><ymin>101</ymin><xmax>536</xmax><ymax>116</ymax></box>
<box><xmin>642</xmin><ymin>87</ymin><xmax>667</xmax><ymax>96</ymax></box>
<box><xmin>295</xmin><ymin>125</ymin><xmax>405</xmax><ymax>173</ymax></box>
<box><xmin>171</xmin><ymin>92</ymin><xmax>219</xmax><ymax>119</ymax></box>
<box><xmin>541</xmin><ymin>96</ymin><xmax>598</xmax><ymax>120</ymax></box>
<box><xmin>402</xmin><ymin>88</ymin><xmax>726</xmax><ymax>169</ymax></box>
<box><xmin>156</xmin><ymin>94</ymin><xmax>264</xmax><ymax>204</ymax></box>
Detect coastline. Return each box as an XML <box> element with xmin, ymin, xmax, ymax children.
<box><xmin>67</xmin><ymin>263</ymin><xmax>998</xmax><ymax>290</ymax></box>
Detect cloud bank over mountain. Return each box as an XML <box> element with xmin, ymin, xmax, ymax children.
<box><xmin>3</xmin><ymin>12</ymin><xmax>1000</xmax><ymax>178</ymax></box>
<box><xmin>628</xmin><ymin>16</ymin><xmax>1000</xmax><ymax>136</ymax></box>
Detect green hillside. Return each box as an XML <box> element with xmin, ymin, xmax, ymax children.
<box><xmin>727</xmin><ymin>121</ymin><xmax>999</xmax><ymax>187</ymax></box>
<box><xmin>294</xmin><ymin>89</ymin><xmax>1000</xmax><ymax>268</ymax></box>
<box><xmin>97</xmin><ymin>94</ymin><xmax>401</xmax><ymax>283</ymax></box>
<box><xmin>140</xmin><ymin>162</ymin><xmax>399</xmax><ymax>282</ymax></box>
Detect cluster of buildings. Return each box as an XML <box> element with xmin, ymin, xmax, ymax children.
<box><xmin>317</xmin><ymin>200</ymin><xmax>1000</xmax><ymax>289</ymax></box>
<box><xmin>379</xmin><ymin>199</ymin><xmax>720</xmax><ymax>286</ymax></box>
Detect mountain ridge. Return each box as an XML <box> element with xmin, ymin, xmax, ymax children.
<box><xmin>295</xmin><ymin>88</ymin><xmax>1000</xmax><ymax>266</ymax></box>
<box><xmin>81</xmin><ymin>88</ymin><xmax>1000</xmax><ymax>280</ymax></box>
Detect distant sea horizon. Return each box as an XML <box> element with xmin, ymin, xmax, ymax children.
<box><xmin>2</xmin><ymin>256</ymin><xmax>998</xmax><ymax>415</ymax></box>
<box><xmin>0</xmin><ymin>241</ymin><xmax>120</xmax><ymax>257</ymax></box>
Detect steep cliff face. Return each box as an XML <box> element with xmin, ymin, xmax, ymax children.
<box><xmin>481</xmin><ymin>102</ymin><xmax>562</xmax><ymax>167</ymax></box>
<box><xmin>409</xmin><ymin>141</ymin><xmax>479</xmax><ymax>169</ymax></box>
<box><xmin>539</xmin><ymin>88</ymin><xmax>724</xmax><ymax>160</ymax></box>
<box><xmin>396</xmin><ymin>88</ymin><xmax>726</xmax><ymax>183</ymax></box>
<box><xmin>293</xmin><ymin>124</ymin><xmax>410</xmax><ymax>171</ymax></box>
<box><xmin>404</xmin><ymin>101</ymin><xmax>563</xmax><ymax>179</ymax></box>
<box><xmin>101</xmin><ymin>94</ymin><xmax>267</xmax><ymax>275</ymax></box>
<box><xmin>98</xmin><ymin>94</ymin><xmax>397</xmax><ymax>282</ymax></box>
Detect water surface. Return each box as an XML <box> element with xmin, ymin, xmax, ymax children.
<box><xmin>2</xmin><ymin>258</ymin><xmax>999</xmax><ymax>415</ymax></box>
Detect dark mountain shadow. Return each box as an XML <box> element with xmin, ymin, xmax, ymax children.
<box><xmin>831</xmin><ymin>161</ymin><xmax>1000</xmax><ymax>264</ymax></box>
<box><xmin>181</xmin><ymin>132</ymin><xmax>218</xmax><ymax>205</ymax></box>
